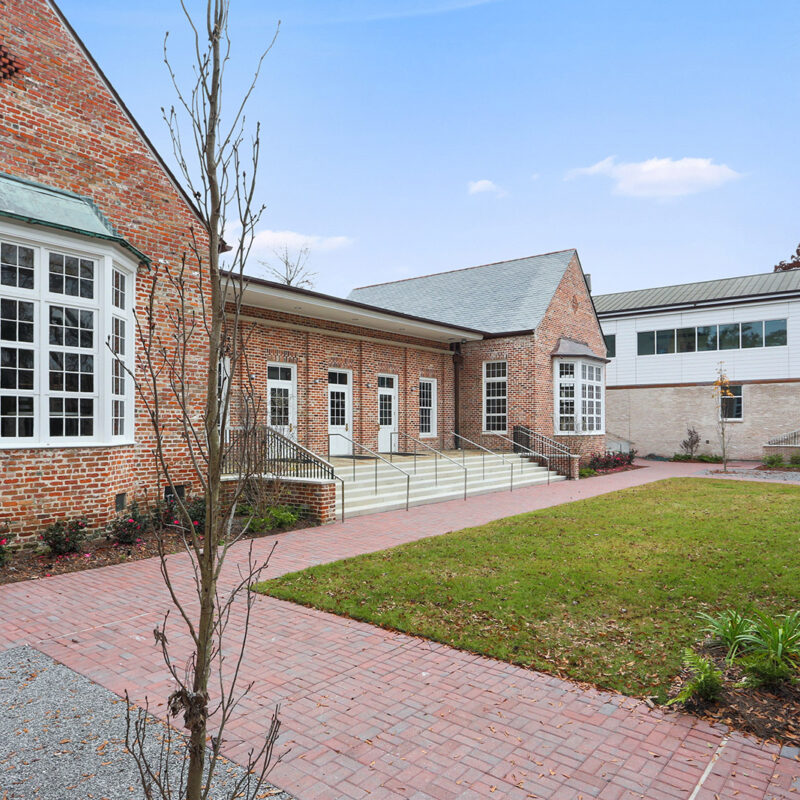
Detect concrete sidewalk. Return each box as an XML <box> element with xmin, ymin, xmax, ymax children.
<box><xmin>1</xmin><ymin>460</ymin><xmax>798</xmax><ymax>799</ymax></box>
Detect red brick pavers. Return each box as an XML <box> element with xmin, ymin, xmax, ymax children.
<box><xmin>2</xmin><ymin>461</ymin><xmax>798</xmax><ymax>799</ymax></box>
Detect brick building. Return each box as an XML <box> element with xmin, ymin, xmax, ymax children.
<box><xmin>1</xmin><ymin>0</ymin><xmax>607</xmax><ymax>540</ymax></box>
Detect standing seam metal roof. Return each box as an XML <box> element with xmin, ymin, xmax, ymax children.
<box><xmin>347</xmin><ymin>250</ymin><xmax>578</xmax><ymax>334</ymax></box>
<box><xmin>594</xmin><ymin>270</ymin><xmax>800</xmax><ymax>315</ymax></box>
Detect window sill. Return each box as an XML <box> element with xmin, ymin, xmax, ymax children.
<box><xmin>721</xmin><ymin>419</ymin><xmax>744</xmax><ymax>424</ymax></box>
<box><xmin>420</xmin><ymin>433</ymin><xmax>437</xmax><ymax>439</ymax></box>
<box><xmin>0</xmin><ymin>439</ymin><xmax>136</xmax><ymax>450</ymax></box>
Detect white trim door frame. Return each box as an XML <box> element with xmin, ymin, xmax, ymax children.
<box><xmin>377</xmin><ymin>374</ymin><xmax>398</xmax><ymax>452</ymax></box>
<box><xmin>328</xmin><ymin>369</ymin><xmax>352</xmax><ymax>456</ymax></box>
<box><xmin>267</xmin><ymin>362</ymin><xmax>298</xmax><ymax>440</ymax></box>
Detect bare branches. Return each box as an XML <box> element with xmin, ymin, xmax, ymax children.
<box><xmin>125</xmin><ymin>2</ymin><xmax>281</xmax><ymax>799</ymax></box>
<box><xmin>261</xmin><ymin>244</ymin><xmax>316</xmax><ymax>289</ymax></box>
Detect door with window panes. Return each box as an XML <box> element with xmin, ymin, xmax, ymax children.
<box><xmin>327</xmin><ymin>370</ymin><xmax>352</xmax><ymax>455</ymax></box>
<box><xmin>267</xmin><ymin>363</ymin><xmax>297</xmax><ymax>441</ymax></box>
<box><xmin>377</xmin><ymin>375</ymin><xmax>398</xmax><ymax>452</ymax></box>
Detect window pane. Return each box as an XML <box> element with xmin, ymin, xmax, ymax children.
<box><xmin>721</xmin><ymin>385</ymin><xmax>743</xmax><ymax>419</ymax></box>
<box><xmin>719</xmin><ymin>323</ymin><xmax>740</xmax><ymax>350</ymax></box>
<box><xmin>0</xmin><ymin>242</ymin><xmax>35</xmax><ymax>289</ymax></box>
<box><xmin>637</xmin><ymin>331</ymin><xmax>655</xmax><ymax>355</ymax></box>
<box><xmin>676</xmin><ymin>328</ymin><xmax>696</xmax><ymax>353</ymax></box>
<box><xmin>485</xmin><ymin>361</ymin><xmax>506</xmax><ymax>378</ymax></box>
<box><xmin>656</xmin><ymin>329</ymin><xmax>675</xmax><ymax>355</ymax></box>
<box><xmin>603</xmin><ymin>334</ymin><xmax>615</xmax><ymax>358</ymax></box>
<box><xmin>697</xmin><ymin>325</ymin><xmax>718</xmax><ymax>351</ymax></box>
<box><xmin>765</xmin><ymin>319</ymin><xmax>787</xmax><ymax>347</ymax></box>
<box><xmin>741</xmin><ymin>321</ymin><xmax>763</xmax><ymax>348</ymax></box>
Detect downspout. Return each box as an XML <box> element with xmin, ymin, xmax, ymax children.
<box><xmin>451</xmin><ymin>342</ymin><xmax>463</xmax><ymax>449</ymax></box>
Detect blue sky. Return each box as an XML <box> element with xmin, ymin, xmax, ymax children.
<box><xmin>58</xmin><ymin>0</ymin><xmax>800</xmax><ymax>296</ymax></box>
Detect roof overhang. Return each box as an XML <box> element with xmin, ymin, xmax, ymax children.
<box><xmin>227</xmin><ymin>274</ymin><xmax>485</xmax><ymax>344</ymax></box>
<box><xmin>551</xmin><ymin>336</ymin><xmax>609</xmax><ymax>363</ymax></box>
<box><xmin>596</xmin><ymin>291</ymin><xmax>800</xmax><ymax>319</ymax></box>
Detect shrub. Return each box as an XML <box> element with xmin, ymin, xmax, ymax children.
<box><xmin>671</xmin><ymin>453</ymin><xmax>692</xmax><ymax>462</ymax></box>
<box><xmin>698</xmin><ymin>609</ymin><xmax>751</xmax><ymax>661</ymax></box>
<box><xmin>579</xmin><ymin>467</ymin><xmax>598</xmax><ymax>479</ymax></box>
<box><xmin>41</xmin><ymin>517</ymin><xmax>89</xmax><ymax>555</ymax></box>
<box><xmin>109</xmin><ymin>501</ymin><xmax>151</xmax><ymax>545</ymax></box>
<box><xmin>247</xmin><ymin>505</ymin><xmax>299</xmax><ymax>533</ymax></box>
<box><xmin>696</xmin><ymin>453</ymin><xmax>723</xmax><ymax>463</ymax></box>
<box><xmin>680</xmin><ymin>427</ymin><xmax>700</xmax><ymax>458</ymax></box>
<box><xmin>667</xmin><ymin>649</ymin><xmax>723</xmax><ymax>705</ymax></box>
<box><xmin>790</xmin><ymin>452</ymin><xmax>800</xmax><ymax>466</ymax></box>
<box><xmin>161</xmin><ymin>497</ymin><xmax>207</xmax><ymax>534</ymax></box>
<box><xmin>586</xmin><ymin>450</ymin><xmax>635</xmax><ymax>472</ymax></box>
<box><xmin>0</xmin><ymin>533</ymin><xmax>11</xmax><ymax>567</ymax></box>
<box><xmin>762</xmin><ymin>453</ymin><xmax>784</xmax><ymax>468</ymax></box>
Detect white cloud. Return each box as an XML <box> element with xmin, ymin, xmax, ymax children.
<box><xmin>251</xmin><ymin>229</ymin><xmax>354</xmax><ymax>255</ymax></box>
<box><xmin>566</xmin><ymin>156</ymin><xmax>741</xmax><ymax>198</ymax></box>
<box><xmin>467</xmin><ymin>179</ymin><xmax>507</xmax><ymax>197</ymax></box>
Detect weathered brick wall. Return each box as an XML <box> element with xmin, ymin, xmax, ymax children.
<box><xmin>607</xmin><ymin>381</ymin><xmax>800</xmax><ymax>460</ymax></box>
<box><xmin>221</xmin><ymin>478</ymin><xmax>337</xmax><ymax>525</ymax></box>
<box><xmin>458</xmin><ymin>255</ymin><xmax>606</xmax><ymax>463</ymax></box>
<box><xmin>233</xmin><ymin>306</ymin><xmax>456</xmax><ymax>454</ymax></box>
<box><xmin>1</xmin><ymin>0</ymin><xmax>210</xmax><ymax>541</ymax></box>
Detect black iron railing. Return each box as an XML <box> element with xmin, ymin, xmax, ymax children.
<box><xmin>514</xmin><ymin>426</ymin><xmax>572</xmax><ymax>477</ymax></box>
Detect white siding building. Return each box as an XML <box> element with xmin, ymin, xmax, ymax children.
<box><xmin>595</xmin><ymin>271</ymin><xmax>800</xmax><ymax>459</ymax></box>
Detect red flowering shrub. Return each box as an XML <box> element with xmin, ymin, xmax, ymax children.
<box><xmin>41</xmin><ymin>517</ymin><xmax>89</xmax><ymax>555</ymax></box>
<box><xmin>0</xmin><ymin>533</ymin><xmax>11</xmax><ymax>567</ymax></box>
<box><xmin>109</xmin><ymin>501</ymin><xmax>151</xmax><ymax>545</ymax></box>
<box><xmin>586</xmin><ymin>450</ymin><xmax>636</xmax><ymax>472</ymax></box>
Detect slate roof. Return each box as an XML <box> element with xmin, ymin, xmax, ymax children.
<box><xmin>594</xmin><ymin>270</ymin><xmax>800</xmax><ymax>315</ymax></box>
<box><xmin>0</xmin><ymin>173</ymin><xmax>148</xmax><ymax>263</ymax></box>
<box><xmin>348</xmin><ymin>250</ymin><xmax>578</xmax><ymax>334</ymax></box>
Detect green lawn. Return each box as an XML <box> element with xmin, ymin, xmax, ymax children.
<box><xmin>255</xmin><ymin>479</ymin><xmax>800</xmax><ymax>698</ymax></box>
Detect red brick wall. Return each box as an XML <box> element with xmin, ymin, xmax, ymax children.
<box><xmin>458</xmin><ymin>255</ymin><xmax>606</xmax><ymax>463</ymax></box>
<box><xmin>1</xmin><ymin>0</ymin><xmax>210</xmax><ymax>541</ymax></box>
<box><xmin>233</xmin><ymin>306</ymin><xmax>456</xmax><ymax>454</ymax></box>
<box><xmin>221</xmin><ymin>478</ymin><xmax>337</xmax><ymax>525</ymax></box>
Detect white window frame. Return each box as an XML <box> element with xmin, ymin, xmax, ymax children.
<box><xmin>482</xmin><ymin>360</ymin><xmax>508</xmax><ymax>434</ymax></box>
<box><xmin>0</xmin><ymin>220</ymin><xmax>137</xmax><ymax>448</ymax></box>
<box><xmin>419</xmin><ymin>377</ymin><xmax>437</xmax><ymax>438</ymax></box>
<box><xmin>720</xmin><ymin>384</ymin><xmax>744</xmax><ymax>422</ymax></box>
<box><xmin>553</xmin><ymin>358</ymin><xmax>605</xmax><ymax>435</ymax></box>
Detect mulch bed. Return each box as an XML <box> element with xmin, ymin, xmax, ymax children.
<box><xmin>582</xmin><ymin>464</ymin><xmax>646</xmax><ymax>478</ymax></box>
<box><xmin>670</xmin><ymin>643</ymin><xmax>800</xmax><ymax>747</ymax></box>
<box><xmin>0</xmin><ymin>517</ymin><xmax>315</xmax><ymax>586</ymax></box>
<box><xmin>753</xmin><ymin>465</ymin><xmax>800</xmax><ymax>472</ymax></box>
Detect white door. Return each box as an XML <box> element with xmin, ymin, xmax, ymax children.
<box><xmin>377</xmin><ymin>375</ymin><xmax>398</xmax><ymax>452</ymax></box>
<box><xmin>328</xmin><ymin>370</ymin><xmax>352</xmax><ymax>456</ymax></box>
<box><xmin>267</xmin><ymin>363</ymin><xmax>297</xmax><ymax>440</ymax></box>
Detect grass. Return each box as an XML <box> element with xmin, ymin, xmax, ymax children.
<box><xmin>254</xmin><ymin>479</ymin><xmax>800</xmax><ymax>699</ymax></box>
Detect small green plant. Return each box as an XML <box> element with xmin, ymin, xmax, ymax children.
<box><xmin>671</xmin><ymin>453</ymin><xmax>692</xmax><ymax>462</ymax></box>
<box><xmin>41</xmin><ymin>517</ymin><xmax>89</xmax><ymax>555</ymax></box>
<box><xmin>762</xmin><ymin>453</ymin><xmax>784</xmax><ymax>468</ymax></box>
<box><xmin>666</xmin><ymin>649</ymin><xmax>723</xmax><ymax>705</ymax></box>
<box><xmin>735</xmin><ymin>611</ymin><xmax>800</xmax><ymax>670</ymax></box>
<box><xmin>790</xmin><ymin>452</ymin><xmax>800</xmax><ymax>466</ymax></box>
<box><xmin>696</xmin><ymin>453</ymin><xmax>723</xmax><ymax>463</ymax></box>
<box><xmin>109</xmin><ymin>501</ymin><xmax>151</xmax><ymax>545</ymax></box>
<box><xmin>248</xmin><ymin>506</ymin><xmax>300</xmax><ymax>533</ymax></box>
<box><xmin>579</xmin><ymin>467</ymin><xmax>598</xmax><ymax>478</ymax></box>
<box><xmin>740</xmin><ymin>654</ymin><xmax>796</xmax><ymax>689</ymax></box>
<box><xmin>698</xmin><ymin>609</ymin><xmax>751</xmax><ymax>661</ymax></box>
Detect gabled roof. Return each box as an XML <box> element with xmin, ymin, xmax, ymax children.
<box><xmin>348</xmin><ymin>249</ymin><xmax>578</xmax><ymax>334</ymax></box>
<box><xmin>0</xmin><ymin>173</ymin><xmax>149</xmax><ymax>263</ymax></box>
<box><xmin>594</xmin><ymin>270</ymin><xmax>800</xmax><ymax>316</ymax></box>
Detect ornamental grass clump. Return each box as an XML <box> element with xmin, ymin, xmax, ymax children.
<box><xmin>41</xmin><ymin>517</ymin><xmax>89</xmax><ymax>555</ymax></box>
<box><xmin>698</xmin><ymin>609</ymin><xmax>752</xmax><ymax>662</ymax></box>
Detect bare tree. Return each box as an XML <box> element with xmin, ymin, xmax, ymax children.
<box><xmin>120</xmin><ymin>2</ymin><xmax>284</xmax><ymax>798</ymax></box>
<box><xmin>261</xmin><ymin>244</ymin><xmax>316</xmax><ymax>289</ymax></box>
<box><xmin>680</xmin><ymin>427</ymin><xmax>700</xmax><ymax>459</ymax></box>
<box><xmin>774</xmin><ymin>243</ymin><xmax>800</xmax><ymax>272</ymax></box>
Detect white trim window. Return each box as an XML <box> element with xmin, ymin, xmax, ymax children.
<box><xmin>483</xmin><ymin>361</ymin><xmax>507</xmax><ymax>433</ymax></box>
<box><xmin>720</xmin><ymin>384</ymin><xmax>743</xmax><ymax>421</ymax></box>
<box><xmin>554</xmin><ymin>359</ymin><xmax>605</xmax><ymax>435</ymax></box>
<box><xmin>0</xmin><ymin>225</ymin><xmax>136</xmax><ymax>447</ymax></box>
<box><xmin>419</xmin><ymin>377</ymin><xmax>437</xmax><ymax>437</ymax></box>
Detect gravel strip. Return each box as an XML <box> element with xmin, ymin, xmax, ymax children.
<box><xmin>0</xmin><ymin>646</ymin><xmax>292</xmax><ymax>800</ymax></box>
<box><xmin>700</xmin><ymin>468</ymin><xmax>800</xmax><ymax>484</ymax></box>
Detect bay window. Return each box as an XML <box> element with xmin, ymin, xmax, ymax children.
<box><xmin>554</xmin><ymin>359</ymin><xmax>605</xmax><ymax>435</ymax></box>
<box><xmin>0</xmin><ymin>225</ymin><xmax>135</xmax><ymax>447</ymax></box>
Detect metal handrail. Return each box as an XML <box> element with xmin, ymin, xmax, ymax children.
<box><xmin>514</xmin><ymin>425</ymin><xmax>572</xmax><ymax>477</ymax></box>
<box><xmin>223</xmin><ymin>425</ymin><xmax>347</xmax><ymax>522</ymax></box>
<box><xmin>449</xmin><ymin>431</ymin><xmax>514</xmax><ymax>491</ymax></box>
<box><xmin>515</xmin><ymin>425</ymin><xmax>571</xmax><ymax>455</ymax></box>
<box><xmin>765</xmin><ymin>429</ymin><xmax>800</xmax><ymax>447</ymax></box>
<box><xmin>390</xmin><ymin>431</ymin><xmax>468</xmax><ymax>500</ymax></box>
<box><xmin>327</xmin><ymin>433</ymin><xmax>412</xmax><ymax>511</ymax></box>
<box><xmin>487</xmin><ymin>431</ymin><xmax>551</xmax><ymax>485</ymax></box>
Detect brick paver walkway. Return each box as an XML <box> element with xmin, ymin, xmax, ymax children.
<box><xmin>2</xmin><ymin>461</ymin><xmax>799</xmax><ymax>799</ymax></box>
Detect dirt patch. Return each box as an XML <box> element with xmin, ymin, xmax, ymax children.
<box><xmin>671</xmin><ymin>644</ymin><xmax>800</xmax><ymax>747</ymax></box>
<box><xmin>0</xmin><ymin>517</ymin><xmax>315</xmax><ymax>586</ymax></box>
